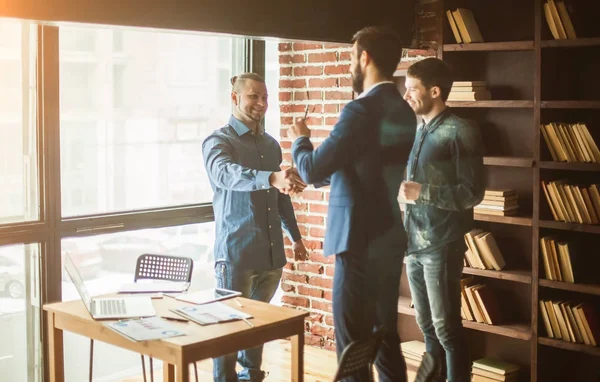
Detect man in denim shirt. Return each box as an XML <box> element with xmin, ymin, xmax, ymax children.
<box><xmin>202</xmin><ymin>73</ymin><xmax>308</xmax><ymax>382</ymax></box>
<box><xmin>400</xmin><ymin>58</ymin><xmax>484</xmax><ymax>382</ymax></box>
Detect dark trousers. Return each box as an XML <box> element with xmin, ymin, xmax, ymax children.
<box><xmin>332</xmin><ymin>228</ymin><xmax>407</xmax><ymax>382</ymax></box>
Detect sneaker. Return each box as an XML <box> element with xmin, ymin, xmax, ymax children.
<box><xmin>238</xmin><ymin>370</ymin><xmax>269</xmax><ymax>381</ymax></box>
<box><xmin>414</xmin><ymin>352</ymin><xmax>439</xmax><ymax>382</ymax></box>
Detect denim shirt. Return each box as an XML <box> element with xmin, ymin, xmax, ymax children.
<box><xmin>404</xmin><ymin>108</ymin><xmax>485</xmax><ymax>255</ymax></box>
<box><xmin>202</xmin><ymin>115</ymin><xmax>301</xmax><ymax>270</ymax></box>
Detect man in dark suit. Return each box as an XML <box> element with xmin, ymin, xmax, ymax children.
<box><xmin>288</xmin><ymin>26</ymin><xmax>417</xmax><ymax>382</ymax></box>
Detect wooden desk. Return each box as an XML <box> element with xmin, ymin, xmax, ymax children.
<box><xmin>43</xmin><ymin>297</ymin><xmax>308</xmax><ymax>382</ymax></box>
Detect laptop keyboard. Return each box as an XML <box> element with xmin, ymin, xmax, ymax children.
<box><xmin>100</xmin><ymin>299</ymin><xmax>127</xmax><ymax>316</ymax></box>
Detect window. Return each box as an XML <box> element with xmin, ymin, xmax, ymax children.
<box><xmin>0</xmin><ymin>20</ymin><xmax>39</xmax><ymax>224</ymax></box>
<box><xmin>59</xmin><ymin>27</ymin><xmax>241</xmax><ymax>216</ymax></box>
<box><xmin>264</xmin><ymin>40</ymin><xmax>282</xmax><ymax>141</ymax></box>
<box><xmin>61</xmin><ymin>223</ymin><xmax>215</xmax><ymax>381</ymax></box>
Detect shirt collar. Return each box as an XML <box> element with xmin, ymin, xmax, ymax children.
<box><xmin>356</xmin><ymin>81</ymin><xmax>395</xmax><ymax>99</ymax></box>
<box><xmin>418</xmin><ymin>107</ymin><xmax>451</xmax><ymax>131</ymax></box>
<box><xmin>229</xmin><ymin>115</ymin><xmax>264</xmax><ymax>136</ymax></box>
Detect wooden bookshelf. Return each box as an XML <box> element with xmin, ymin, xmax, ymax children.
<box><xmin>539</xmin><ymin>279</ymin><xmax>600</xmax><ymax>296</ymax></box>
<box><xmin>397</xmin><ymin>297</ymin><xmax>531</xmax><ymax>340</ymax></box>
<box><xmin>463</xmin><ymin>267</ymin><xmax>532</xmax><ymax>284</ymax></box>
<box><xmin>394</xmin><ymin>1</ymin><xmax>600</xmax><ymax>380</ymax></box>
<box><xmin>484</xmin><ymin>156</ymin><xmax>534</xmax><ymax>167</ymax></box>
<box><xmin>538</xmin><ymin>337</ymin><xmax>600</xmax><ymax>357</ymax></box>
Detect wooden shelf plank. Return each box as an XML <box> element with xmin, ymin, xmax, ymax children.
<box><xmin>539</xmin><ymin>337</ymin><xmax>600</xmax><ymax>357</ymax></box>
<box><xmin>539</xmin><ymin>220</ymin><xmax>600</xmax><ymax>234</ymax></box>
<box><xmin>463</xmin><ymin>267</ymin><xmax>531</xmax><ymax>284</ymax></box>
<box><xmin>541</xmin><ymin>37</ymin><xmax>600</xmax><ymax>49</ymax></box>
<box><xmin>443</xmin><ymin>41</ymin><xmax>534</xmax><ymax>52</ymax></box>
<box><xmin>447</xmin><ymin>101</ymin><xmax>534</xmax><ymax>108</ymax></box>
<box><xmin>539</xmin><ymin>161</ymin><xmax>600</xmax><ymax>172</ymax></box>
<box><xmin>474</xmin><ymin>214</ymin><xmax>533</xmax><ymax>227</ymax></box>
<box><xmin>539</xmin><ymin>279</ymin><xmax>600</xmax><ymax>296</ymax></box>
<box><xmin>397</xmin><ymin>297</ymin><xmax>531</xmax><ymax>340</ymax></box>
<box><xmin>484</xmin><ymin>156</ymin><xmax>534</xmax><ymax>167</ymax></box>
<box><xmin>541</xmin><ymin>101</ymin><xmax>600</xmax><ymax>109</ymax></box>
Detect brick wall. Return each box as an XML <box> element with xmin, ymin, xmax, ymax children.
<box><xmin>278</xmin><ymin>0</ymin><xmax>440</xmax><ymax>349</ymax></box>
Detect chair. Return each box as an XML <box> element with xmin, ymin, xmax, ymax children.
<box><xmin>332</xmin><ymin>328</ymin><xmax>384</xmax><ymax>382</ymax></box>
<box><xmin>88</xmin><ymin>254</ymin><xmax>197</xmax><ymax>382</ymax></box>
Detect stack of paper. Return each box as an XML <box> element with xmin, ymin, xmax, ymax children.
<box><xmin>106</xmin><ymin>316</ymin><xmax>186</xmax><ymax>342</ymax></box>
<box><xmin>172</xmin><ymin>302</ymin><xmax>252</xmax><ymax>325</ymax></box>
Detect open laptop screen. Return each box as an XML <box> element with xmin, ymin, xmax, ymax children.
<box><xmin>64</xmin><ymin>253</ymin><xmax>93</xmax><ymax>313</ymax></box>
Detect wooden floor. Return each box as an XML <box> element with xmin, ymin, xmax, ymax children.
<box><xmin>121</xmin><ymin>339</ymin><xmax>417</xmax><ymax>381</ymax></box>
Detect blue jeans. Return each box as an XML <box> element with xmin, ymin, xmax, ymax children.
<box><xmin>213</xmin><ymin>261</ymin><xmax>283</xmax><ymax>382</ymax></box>
<box><xmin>333</xmin><ymin>225</ymin><xmax>407</xmax><ymax>382</ymax></box>
<box><xmin>405</xmin><ymin>241</ymin><xmax>470</xmax><ymax>382</ymax></box>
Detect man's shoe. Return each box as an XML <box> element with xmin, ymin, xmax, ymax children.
<box><xmin>414</xmin><ymin>352</ymin><xmax>439</xmax><ymax>382</ymax></box>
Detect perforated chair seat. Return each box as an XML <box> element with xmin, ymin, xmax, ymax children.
<box><xmin>333</xmin><ymin>328</ymin><xmax>384</xmax><ymax>382</ymax></box>
<box><xmin>134</xmin><ymin>253</ymin><xmax>194</xmax><ymax>283</ymax></box>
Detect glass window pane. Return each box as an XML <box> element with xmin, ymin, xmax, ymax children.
<box><xmin>0</xmin><ymin>243</ymin><xmax>42</xmax><ymax>382</ymax></box>
<box><xmin>0</xmin><ymin>20</ymin><xmax>40</xmax><ymax>224</ymax></box>
<box><xmin>265</xmin><ymin>40</ymin><xmax>281</xmax><ymax>141</ymax></box>
<box><xmin>61</xmin><ymin>223</ymin><xmax>215</xmax><ymax>380</ymax></box>
<box><xmin>59</xmin><ymin>27</ymin><xmax>240</xmax><ymax>216</ymax></box>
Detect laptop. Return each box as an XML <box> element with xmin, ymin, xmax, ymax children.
<box><xmin>64</xmin><ymin>253</ymin><xmax>156</xmax><ymax>320</ymax></box>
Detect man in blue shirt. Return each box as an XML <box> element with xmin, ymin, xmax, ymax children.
<box><xmin>401</xmin><ymin>58</ymin><xmax>484</xmax><ymax>382</ymax></box>
<box><xmin>202</xmin><ymin>73</ymin><xmax>308</xmax><ymax>382</ymax></box>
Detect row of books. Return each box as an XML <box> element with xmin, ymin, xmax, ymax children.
<box><xmin>448</xmin><ymin>81</ymin><xmax>491</xmax><ymax>102</ymax></box>
<box><xmin>464</xmin><ymin>229</ymin><xmax>506</xmax><ymax>271</ymax></box>
<box><xmin>474</xmin><ymin>189</ymin><xmax>519</xmax><ymax>217</ymax></box>
<box><xmin>542</xmin><ymin>181</ymin><xmax>600</xmax><ymax>225</ymax></box>
<box><xmin>539</xmin><ymin>299</ymin><xmax>600</xmax><ymax>346</ymax></box>
<box><xmin>445</xmin><ymin>8</ymin><xmax>484</xmax><ymax>44</ymax></box>
<box><xmin>543</xmin><ymin>0</ymin><xmax>577</xmax><ymax>40</ymax></box>
<box><xmin>540</xmin><ymin>237</ymin><xmax>578</xmax><ymax>283</ymax></box>
<box><xmin>472</xmin><ymin>358</ymin><xmax>520</xmax><ymax>382</ymax></box>
<box><xmin>461</xmin><ymin>277</ymin><xmax>503</xmax><ymax>325</ymax></box>
<box><xmin>541</xmin><ymin>122</ymin><xmax>600</xmax><ymax>163</ymax></box>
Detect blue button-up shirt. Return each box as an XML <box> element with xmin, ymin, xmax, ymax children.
<box><xmin>202</xmin><ymin>115</ymin><xmax>302</xmax><ymax>270</ymax></box>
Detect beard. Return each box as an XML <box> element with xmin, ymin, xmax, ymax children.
<box><xmin>351</xmin><ymin>65</ymin><xmax>365</xmax><ymax>94</ymax></box>
<box><xmin>414</xmin><ymin>97</ymin><xmax>435</xmax><ymax>116</ymax></box>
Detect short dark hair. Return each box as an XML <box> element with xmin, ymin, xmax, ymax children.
<box><xmin>352</xmin><ymin>26</ymin><xmax>403</xmax><ymax>78</ymax></box>
<box><xmin>406</xmin><ymin>57</ymin><xmax>453</xmax><ymax>102</ymax></box>
<box><xmin>231</xmin><ymin>73</ymin><xmax>265</xmax><ymax>92</ymax></box>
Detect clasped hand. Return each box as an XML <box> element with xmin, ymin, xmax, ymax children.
<box><xmin>270</xmin><ymin>168</ymin><xmax>307</xmax><ymax>195</ymax></box>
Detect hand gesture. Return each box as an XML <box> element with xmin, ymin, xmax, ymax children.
<box><xmin>292</xmin><ymin>240</ymin><xmax>308</xmax><ymax>261</ymax></box>
<box><xmin>269</xmin><ymin>168</ymin><xmax>307</xmax><ymax>195</ymax></box>
<box><xmin>288</xmin><ymin>117</ymin><xmax>311</xmax><ymax>142</ymax></box>
<box><xmin>399</xmin><ymin>181</ymin><xmax>422</xmax><ymax>201</ymax></box>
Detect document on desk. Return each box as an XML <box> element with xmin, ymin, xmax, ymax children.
<box><xmin>106</xmin><ymin>316</ymin><xmax>187</xmax><ymax>342</ymax></box>
<box><xmin>172</xmin><ymin>302</ymin><xmax>252</xmax><ymax>325</ymax></box>
<box><xmin>170</xmin><ymin>287</ymin><xmax>242</xmax><ymax>305</ymax></box>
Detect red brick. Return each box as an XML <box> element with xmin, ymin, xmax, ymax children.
<box><xmin>307</xmin><ymin>313</ymin><xmax>324</xmax><ymax>324</ymax></box>
<box><xmin>311</xmin><ymin>300</ymin><xmax>333</xmax><ymax>313</ymax></box>
<box><xmin>298</xmin><ymin>285</ymin><xmax>324</xmax><ymax>298</ymax></box>
<box><xmin>324</xmin><ymin>315</ymin><xmax>334</xmax><ymax>326</ymax></box>
<box><xmin>281</xmin><ymin>281</ymin><xmax>295</xmax><ymax>292</ymax></box>
<box><xmin>339</xmin><ymin>51</ymin><xmax>352</xmax><ymax>61</ymax></box>
<box><xmin>280</xmin><ymin>141</ymin><xmax>292</xmax><ymax>149</ymax></box>
<box><xmin>282</xmin><ymin>296</ymin><xmax>309</xmax><ymax>308</ymax></box>
<box><xmin>324</xmin><ymin>65</ymin><xmax>350</xmax><ymax>75</ymax></box>
<box><xmin>323</xmin><ymin>43</ymin><xmax>351</xmax><ymax>49</ymax></box>
<box><xmin>279</xmin><ymin>43</ymin><xmax>292</xmax><ymax>51</ymax></box>
<box><xmin>324</xmin><ymin>104</ymin><xmax>338</xmax><ymax>113</ymax></box>
<box><xmin>304</xmin><ymin>240</ymin><xmax>323</xmax><ymax>251</ymax></box>
<box><xmin>282</xmin><ymin>272</ymin><xmax>308</xmax><ymax>283</ymax></box>
<box><xmin>298</xmin><ymin>263</ymin><xmax>324</xmax><ymax>274</ymax></box>
<box><xmin>280</xmin><ymin>67</ymin><xmax>292</xmax><ymax>76</ymax></box>
<box><xmin>325</xmin><ymin>266</ymin><xmax>335</xmax><ymax>277</ymax></box>
<box><xmin>311</xmin><ymin>324</ymin><xmax>335</xmax><ymax>338</ymax></box>
<box><xmin>279</xmin><ymin>92</ymin><xmax>292</xmax><ymax>102</ymax></box>
<box><xmin>309</xmin><ymin>227</ymin><xmax>326</xmax><ymax>238</ymax></box>
<box><xmin>301</xmin><ymin>190</ymin><xmax>324</xmax><ymax>201</ymax></box>
<box><xmin>309</xmin><ymin>204</ymin><xmax>329</xmax><ymax>214</ymax></box>
<box><xmin>308</xmin><ymin>52</ymin><xmax>338</xmax><ymax>63</ymax></box>
<box><xmin>292</xmin><ymin>202</ymin><xmax>308</xmax><ymax>211</ymax></box>
<box><xmin>280</xmin><ymin>79</ymin><xmax>307</xmax><ymax>89</ymax></box>
<box><xmin>309</xmin><ymin>276</ymin><xmax>333</xmax><ymax>289</ymax></box>
<box><xmin>311</xmin><ymin>129</ymin><xmax>332</xmax><ymax>138</ymax></box>
<box><xmin>325</xmin><ymin>91</ymin><xmax>353</xmax><ymax>101</ymax></box>
<box><xmin>308</xmin><ymin>78</ymin><xmax>338</xmax><ymax>88</ymax></box>
<box><xmin>306</xmin><ymin>116</ymin><xmax>323</xmax><ymax>126</ymax></box>
<box><xmin>339</xmin><ymin>77</ymin><xmax>353</xmax><ymax>87</ymax></box>
<box><xmin>325</xmin><ymin>117</ymin><xmax>339</xmax><ymax>125</ymax></box>
<box><xmin>294</xmin><ymin>90</ymin><xmax>322</xmax><ymax>101</ymax></box>
<box><xmin>304</xmin><ymin>215</ymin><xmax>324</xmax><ymax>225</ymax></box>
<box><xmin>293</xmin><ymin>66</ymin><xmax>323</xmax><ymax>77</ymax></box>
<box><xmin>305</xmin><ymin>334</ymin><xmax>324</xmax><ymax>346</ymax></box>
<box><xmin>293</xmin><ymin>43</ymin><xmax>323</xmax><ymax>51</ymax></box>
<box><xmin>323</xmin><ymin>290</ymin><xmax>333</xmax><ymax>301</ymax></box>
<box><xmin>284</xmin><ymin>257</ymin><xmax>294</xmax><ymax>266</ymax></box>
<box><xmin>279</xmin><ymin>54</ymin><xmax>293</xmax><ymax>64</ymax></box>
<box><xmin>280</xmin><ymin>104</ymin><xmax>308</xmax><ymax>114</ymax></box>
<box><xmin>280</xmin><ymin>116</ymin><xmax>294</xmax><ymax>125</ymax></box>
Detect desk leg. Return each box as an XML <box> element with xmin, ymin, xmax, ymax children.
<box><xmin>176</xmin><ymin>361</ymin><xmax>189</xmax><ymax>382</ymax></box>
<box><xmin>47</xmin><ymin>312</ymin><xmax>64</xmax><ymax>382</ymax></box>
<box><xmin>291</xmin><ymin>333</ymin><xmax>304</xmax><ymax>382</ymax></box>
<box><xmin>163</xmin><ymin>363</ymin><xmax>175</xmax><ymax>382</ymax></box>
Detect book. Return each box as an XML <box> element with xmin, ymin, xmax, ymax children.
<box><xmin>171</xmin><ymin>302</ymin><xmax>252</xmax><ymax>325</ymax></box>
<box><xmin>106</xmin><ymin>316</ymin><xmax>186</xmax><ymax>342</ymax></box>
<box><xmin>472</xmin><ymin>358</ymin><xmax>520</xmax><ymax>375</ymax></box>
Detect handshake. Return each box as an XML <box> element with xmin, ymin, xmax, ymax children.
<box><xmin>269</xmin><ymin>168</ymin><xmax>307</xmax><ymax>196</ymax></box>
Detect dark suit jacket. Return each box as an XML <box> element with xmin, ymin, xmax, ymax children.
<box><xmin>292</xmin><ymin>83</ymin><xmax>417</xmax><ymax>256</ymax></box>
